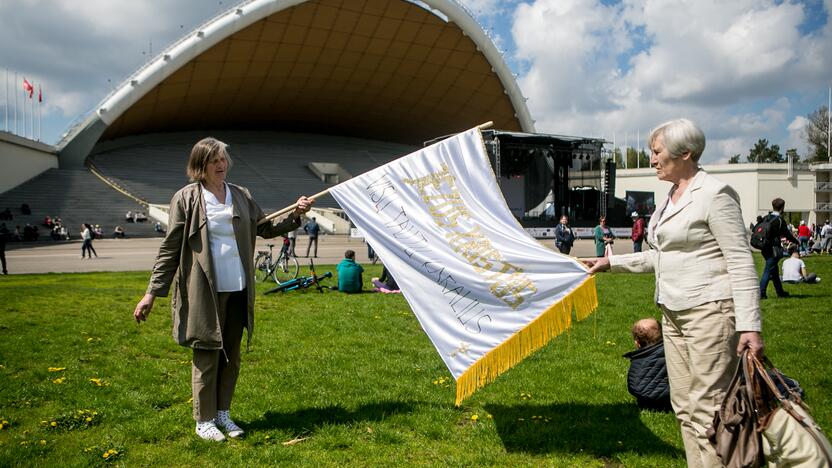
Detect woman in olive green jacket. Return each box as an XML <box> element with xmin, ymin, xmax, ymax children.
<box><xmin>133</xmin><ymin>137</ymin><xmax>312</xmax><ymax>441</ymax></box>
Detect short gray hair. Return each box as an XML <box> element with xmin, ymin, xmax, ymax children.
<box><xmin>648</xmin><ymin>119</ymin><xmax>706</xmax><ymax>162</ymax></box>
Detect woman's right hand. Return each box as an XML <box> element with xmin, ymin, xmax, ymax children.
<box><xmin>134</xmin><ymin>293</ymin><xmax>155</xmax><ymax>323</ymax></box>
<box><xmin>582</xmin><ymin>256</ymin><xmax>610</xmax><ymax>274</ymax></box>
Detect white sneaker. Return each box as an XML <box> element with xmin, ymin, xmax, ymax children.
<box><xmin>215</xmin><ymin>410</ymin><xmax>244</xmax><ymax>439</ymax></box>
<box><xmin>196</xmin><ymin>420</ymin><xmax>226</xmax><ymax>442</ymax></box>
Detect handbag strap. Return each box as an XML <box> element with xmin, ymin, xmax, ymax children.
<box><xmin>763</xmin><ymin>356</ymin><xmax>805</xmax><ymax>404</ymax></box>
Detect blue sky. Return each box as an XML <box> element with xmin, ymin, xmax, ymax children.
<box><xmin>1</xmin><ymin>0</ymin><xmax>830</xmax><ymax>164</ymax></box>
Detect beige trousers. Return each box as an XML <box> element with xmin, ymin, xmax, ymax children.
<box><xmin>661</xmin><ymin>299</ymin><xmax>739</xmax><ymax>468</ymax></box>
<box><xmin>192</xmin><ymin>290</ymin><xmax>246</xmax><ymax>422</ymax></box>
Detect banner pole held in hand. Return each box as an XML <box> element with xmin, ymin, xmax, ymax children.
<box><xmin>257</xmin><ymin>121</ymin><xmax>494</xmax><ymax>226</ymax></box>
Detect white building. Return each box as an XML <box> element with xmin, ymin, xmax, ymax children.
<box><xmin>615</xmin><ymin>162</ymin><xmax>832</xmax><ymax>228</ymax></box>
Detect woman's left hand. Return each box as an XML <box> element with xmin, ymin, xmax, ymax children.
<box><xmin>737</xmin><ymin>331</ymin><xmax>764</xmax><ymax>359</ymax></box>
<box><xmin>293</xmin><ymin>196</ymin><xmax>314</xmax><ymax>216</ymax></box>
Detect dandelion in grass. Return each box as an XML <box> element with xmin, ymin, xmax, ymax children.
<box><xmin>48</xmin><ymin>367</ymin><xmax>66</xmax><ymax>372</ymax></box>
<box><xmin>52</xmin><ymin>377</ymin><xmax>66</xmax><ymax>384</ymax></box>
<box><xmin>605</xmin><ymin>340</ymin><xmax>616</xmax><ymax>346</ymax></box>
<box><xmin>89</xmin><ymin>378</ymin><xmax>109</xmax><ymax>387</ymax></box>
<box><xmin>470</xmin><ymin>414</ymin><xmax>479</xmax><ymax>421</ymax></box>
<box><xmin>0</xmin><ymin>419</ymin><xmax>9</xmax><ymax>430</ymax></box>
<box><xmin>519</xmin><ymin>392</ymin><xmax>532</xmax><ymax>400</ymax></box>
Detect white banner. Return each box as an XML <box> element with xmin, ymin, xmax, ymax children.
<box><xmin>330</xmin><ymin>128</ymin><xmax>597</xmax><ymax>404</ymax></box>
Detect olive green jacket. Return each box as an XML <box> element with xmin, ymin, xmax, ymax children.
<box><xmin>146</xmin><ymin>182</ymin><xmax>299</xmax><ymax>349</ymax></box>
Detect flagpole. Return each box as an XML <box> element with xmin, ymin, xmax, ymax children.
<box><xmin>4</xmin><ymin>68</ymin><xmax>7</xmax><ymax>132</ymax></box>
<box><xmin>29</xmin><ymin>86</ymin><xmax>34</xmax><ymax>139</ymax></box>
<box><xmin>14</xmin><ymin>72</ymin><xmax>18</xmax><ymax>135</ymax></box>
<box><xmin>637</xmin><ymin>129</ymin><xmax>640</xmax><ymax>169</ymax></box>
<box><xmin>38</xmin><ymin>86</ymin><xmax>42</xmax><ymax>141</ymax></box>
<box><xmin>22</xmin><ymin>81</ymin><xmax>27</xmax><ymax>139</ymax></box>
<box><xmin>624</xmin><ymin>132</ymin><xmax>628</xmax><ymax>169</ymax></box>
<box><xmin>257</xmin><ymin>121</ymin><xmax>495</xmax><ymax>225</ymax></box>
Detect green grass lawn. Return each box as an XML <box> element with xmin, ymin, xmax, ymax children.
<box><xmin>1</xmin><ymin>256</ymin><xmax>830</xmax><ymax>466</ymax></box>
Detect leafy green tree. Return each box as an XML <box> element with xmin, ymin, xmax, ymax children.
<box><xmin>728</xmin><ymin>154</ymin><xmax>742</xmax><ymax>164</ymax></box>
<box><xmin>805</xmin><ymin>105</ymin><xmax>829</xmax><ymax>162</ymax></box>
<box><xmin>747</xmin><ymin>139</ymin><xmax>784</xmax><ymax>163</ymax></box>
<box><xmin>785</xmin><ymin>148</ymin><xmax>799</xmax><ymax>162</ymax></box>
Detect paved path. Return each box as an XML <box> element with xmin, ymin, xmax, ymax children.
<box><xmin>4</xmin><ymin>236</ymin><xmax>618</xmax><ymax>275</ymax></box>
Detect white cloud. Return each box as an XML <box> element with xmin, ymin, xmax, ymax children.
<box><xmin>787</xmin><ymin>115</ymin><xmax>811</xmax><ymax>156</ymax></box>
<box><xmin>513</xmin><ymin>0</ymin><xmax>832</xmax><ymax>163</ymax></box>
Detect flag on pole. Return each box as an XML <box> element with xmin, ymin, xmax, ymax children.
<box><xmin>23</xmin><ymin>78</ymin><xmax>34</xmax><ymax>98</ymax></box>
<box><xmin>329</xmin><ymin>127</ymin><xmax>598</xmax><ymax>405</ymax></box>
<box><xmin>38</xmin><ymin>85</ymin><xmax>42</xmax><ymax>103</ymax></box>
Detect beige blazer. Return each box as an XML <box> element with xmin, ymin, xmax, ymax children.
<box><xmin>609</xmin><ymin>170</ymin><xmax>761</xmax><ymax>332</ymax></box>
<box><xmin>147</xmin><ymin>182</ymin><xmax>299</xmax><ymax>349</ymax></box>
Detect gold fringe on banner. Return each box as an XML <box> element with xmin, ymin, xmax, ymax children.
<box><xmin>454</xmin><ymin>275</ymin><xmax>598</xmax><ymax>406</ymax></box>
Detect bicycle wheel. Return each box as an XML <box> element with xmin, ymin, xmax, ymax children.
<box><xmin>273</xmin><ymin>253</ymin><xmax>300</xmax><ymax>284</ymax></box>
<box><xmin>254</xmin><ymin>254</ymin><xmax>273</xmax><ymax>283</ymax></box>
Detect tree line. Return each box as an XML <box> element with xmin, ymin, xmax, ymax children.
<box><xmin>728</xmin><ymin>106</ymin><xmax>829</xmax><ymax>164</ymax></box>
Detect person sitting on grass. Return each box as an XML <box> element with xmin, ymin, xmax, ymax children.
<box><xmin>782</xmin><ymin>245</ymin><xmax>821</xmax><ymax>284</ymax></box>
<box><xmin>336</xmin><ymin>250</ymin><xmax>363</xmax><ymax>293</ymax></box>
<box><xmin>622</xmin><ymin>318</ymin><xmax>672</xmax><ymax>411</ymax></box>
<box><xmin>372</xmin><ymin>263</ymin><xmax>400</xmax><ymax>293</ymax></box>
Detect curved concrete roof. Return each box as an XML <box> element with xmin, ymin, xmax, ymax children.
<box><xmin>59</xmin><ymin>0</ymin><xmax>534</xmax><ymax>166</ymax></box>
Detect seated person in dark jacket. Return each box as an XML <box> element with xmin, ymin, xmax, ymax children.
<box><xmin>622</xmin><ymin>318</ymin><xmax>672</xmax><ymax>411</ymax></box>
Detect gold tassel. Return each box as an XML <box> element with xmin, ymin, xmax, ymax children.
<box><xmin>454</xmin><ymin>275</ymin><xmax>598</xmax><ymax>406</ymax></box>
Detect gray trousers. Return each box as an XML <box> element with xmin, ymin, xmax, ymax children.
<box><xmin>192</xmin><ymin>290</ymin><xmax>246</xmax><ymax>422</ymax></box>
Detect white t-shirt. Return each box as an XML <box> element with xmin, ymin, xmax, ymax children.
<box><xmin>822</xmin><ymin>224</ymin><xmax>832</xmax><ymax>238</ymax></box>
<box><xmin>203</xmin><ymin>183</ymin><xmax>246</xmax><ymax>292</ymax></box>
<box><xmin>782</xmin><ymin>257</ymin><xmax>804</xmax><ymax>282</ymax></box>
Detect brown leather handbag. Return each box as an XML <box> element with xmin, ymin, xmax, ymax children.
<box><xmin>709</xmin><ymin>351</ymin><xmax>832</xmax><ymax>468</ymax></box>
<box><xmin>752</xmin><ymin>355</ymin><xmax>832</xmax><ymax>467</ymax></box>
<box><xmin>707</xmin><ymin>351</ymin><xmax>764</xmax><ymax>468</ymax></box>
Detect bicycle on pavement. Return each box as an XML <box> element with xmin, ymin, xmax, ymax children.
<box><xmin>254</xmin><ymin>241</ymin><xmax>299</xmax><ymax>284</ymax></box>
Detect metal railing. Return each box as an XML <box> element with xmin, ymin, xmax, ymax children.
<box><xmin>86</xmin><ymin>161</ymin><xmax>149</xmax><ymax>208</ymax></box>
<box><xmin>816</xmin><ymin>202</ymin><xmax>832</xmax><ymax>211</ymax></box>
<box><xmin>816</xmin><ymin>181</ymin><xmax>832</xmax><ymax>191</ymax></box>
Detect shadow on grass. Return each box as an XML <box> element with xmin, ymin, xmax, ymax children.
<box><xmin>248</xmin><ymin>400</ymin><xmax>415</xmax><ymax>433</ymax></box>
<box><xmin>485</xmin><ymin>402</ymin><xmax>681</xmax><ymax>458</ymax></box>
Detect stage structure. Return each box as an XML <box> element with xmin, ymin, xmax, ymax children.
<box><xmin>425</xmin><ymin>130</ymin><xmax>614</xmax><ymax>228</ymax></box>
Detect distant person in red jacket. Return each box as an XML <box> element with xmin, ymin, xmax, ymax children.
<box><xmin>797</xmin><ymin>220</ymin><xmax>811</xmax><ymax>256</ymax></box>
<box><xmin>631</xmin><ymin>211</ymin><xmax>646</xmax><ymax>253</ymax></box>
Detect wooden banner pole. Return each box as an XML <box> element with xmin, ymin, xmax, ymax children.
<box><xmin>257</xmin><ymin>121</ymin><xmax>494</xmax><ymax>226</ymax></box>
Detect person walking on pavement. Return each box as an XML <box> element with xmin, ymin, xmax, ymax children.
<box><xmin>631</xmin><ymin>211</ymin><xmax>646</xmax><ymax>253</ymax></box>
<box><xmin>287</xmin><ymin>228</ymin><xmax>297</xmax><ymax>257</ymax></box>
<box><xmin>304</xmin><ymin>217</ymin><xmax>320</xmax><ymax>258</ymax></box>
<box><xmin>759</xmin><ymin>198</ymin><xmax>798</xmax><ymax>299</ymax></box>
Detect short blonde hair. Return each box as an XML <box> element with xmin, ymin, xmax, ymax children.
<box><xmin>186</xmin><ymin>137</ymin><xmax>233</xmax><ymax>182</ymax></box>
<box><xmin>648</xmin><ymin>119</ymin><xmax>706</xmax><ymax>162</ymax></box>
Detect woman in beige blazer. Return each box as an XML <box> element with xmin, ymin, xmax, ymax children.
<box><xmin>585</xmin><ymin>119</ymin><xmax>763</xmax><ymax>468</ymax></box>
<box><xmin>133</xmin><ymin>137</ymin><xmax>312</xmax><ymax>441</ymax></box>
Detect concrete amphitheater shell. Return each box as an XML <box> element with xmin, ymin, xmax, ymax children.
<box><xmin>58</xmin><ymin>0</ymin><xmax>535</xmax><ymax>167</ymax></box>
